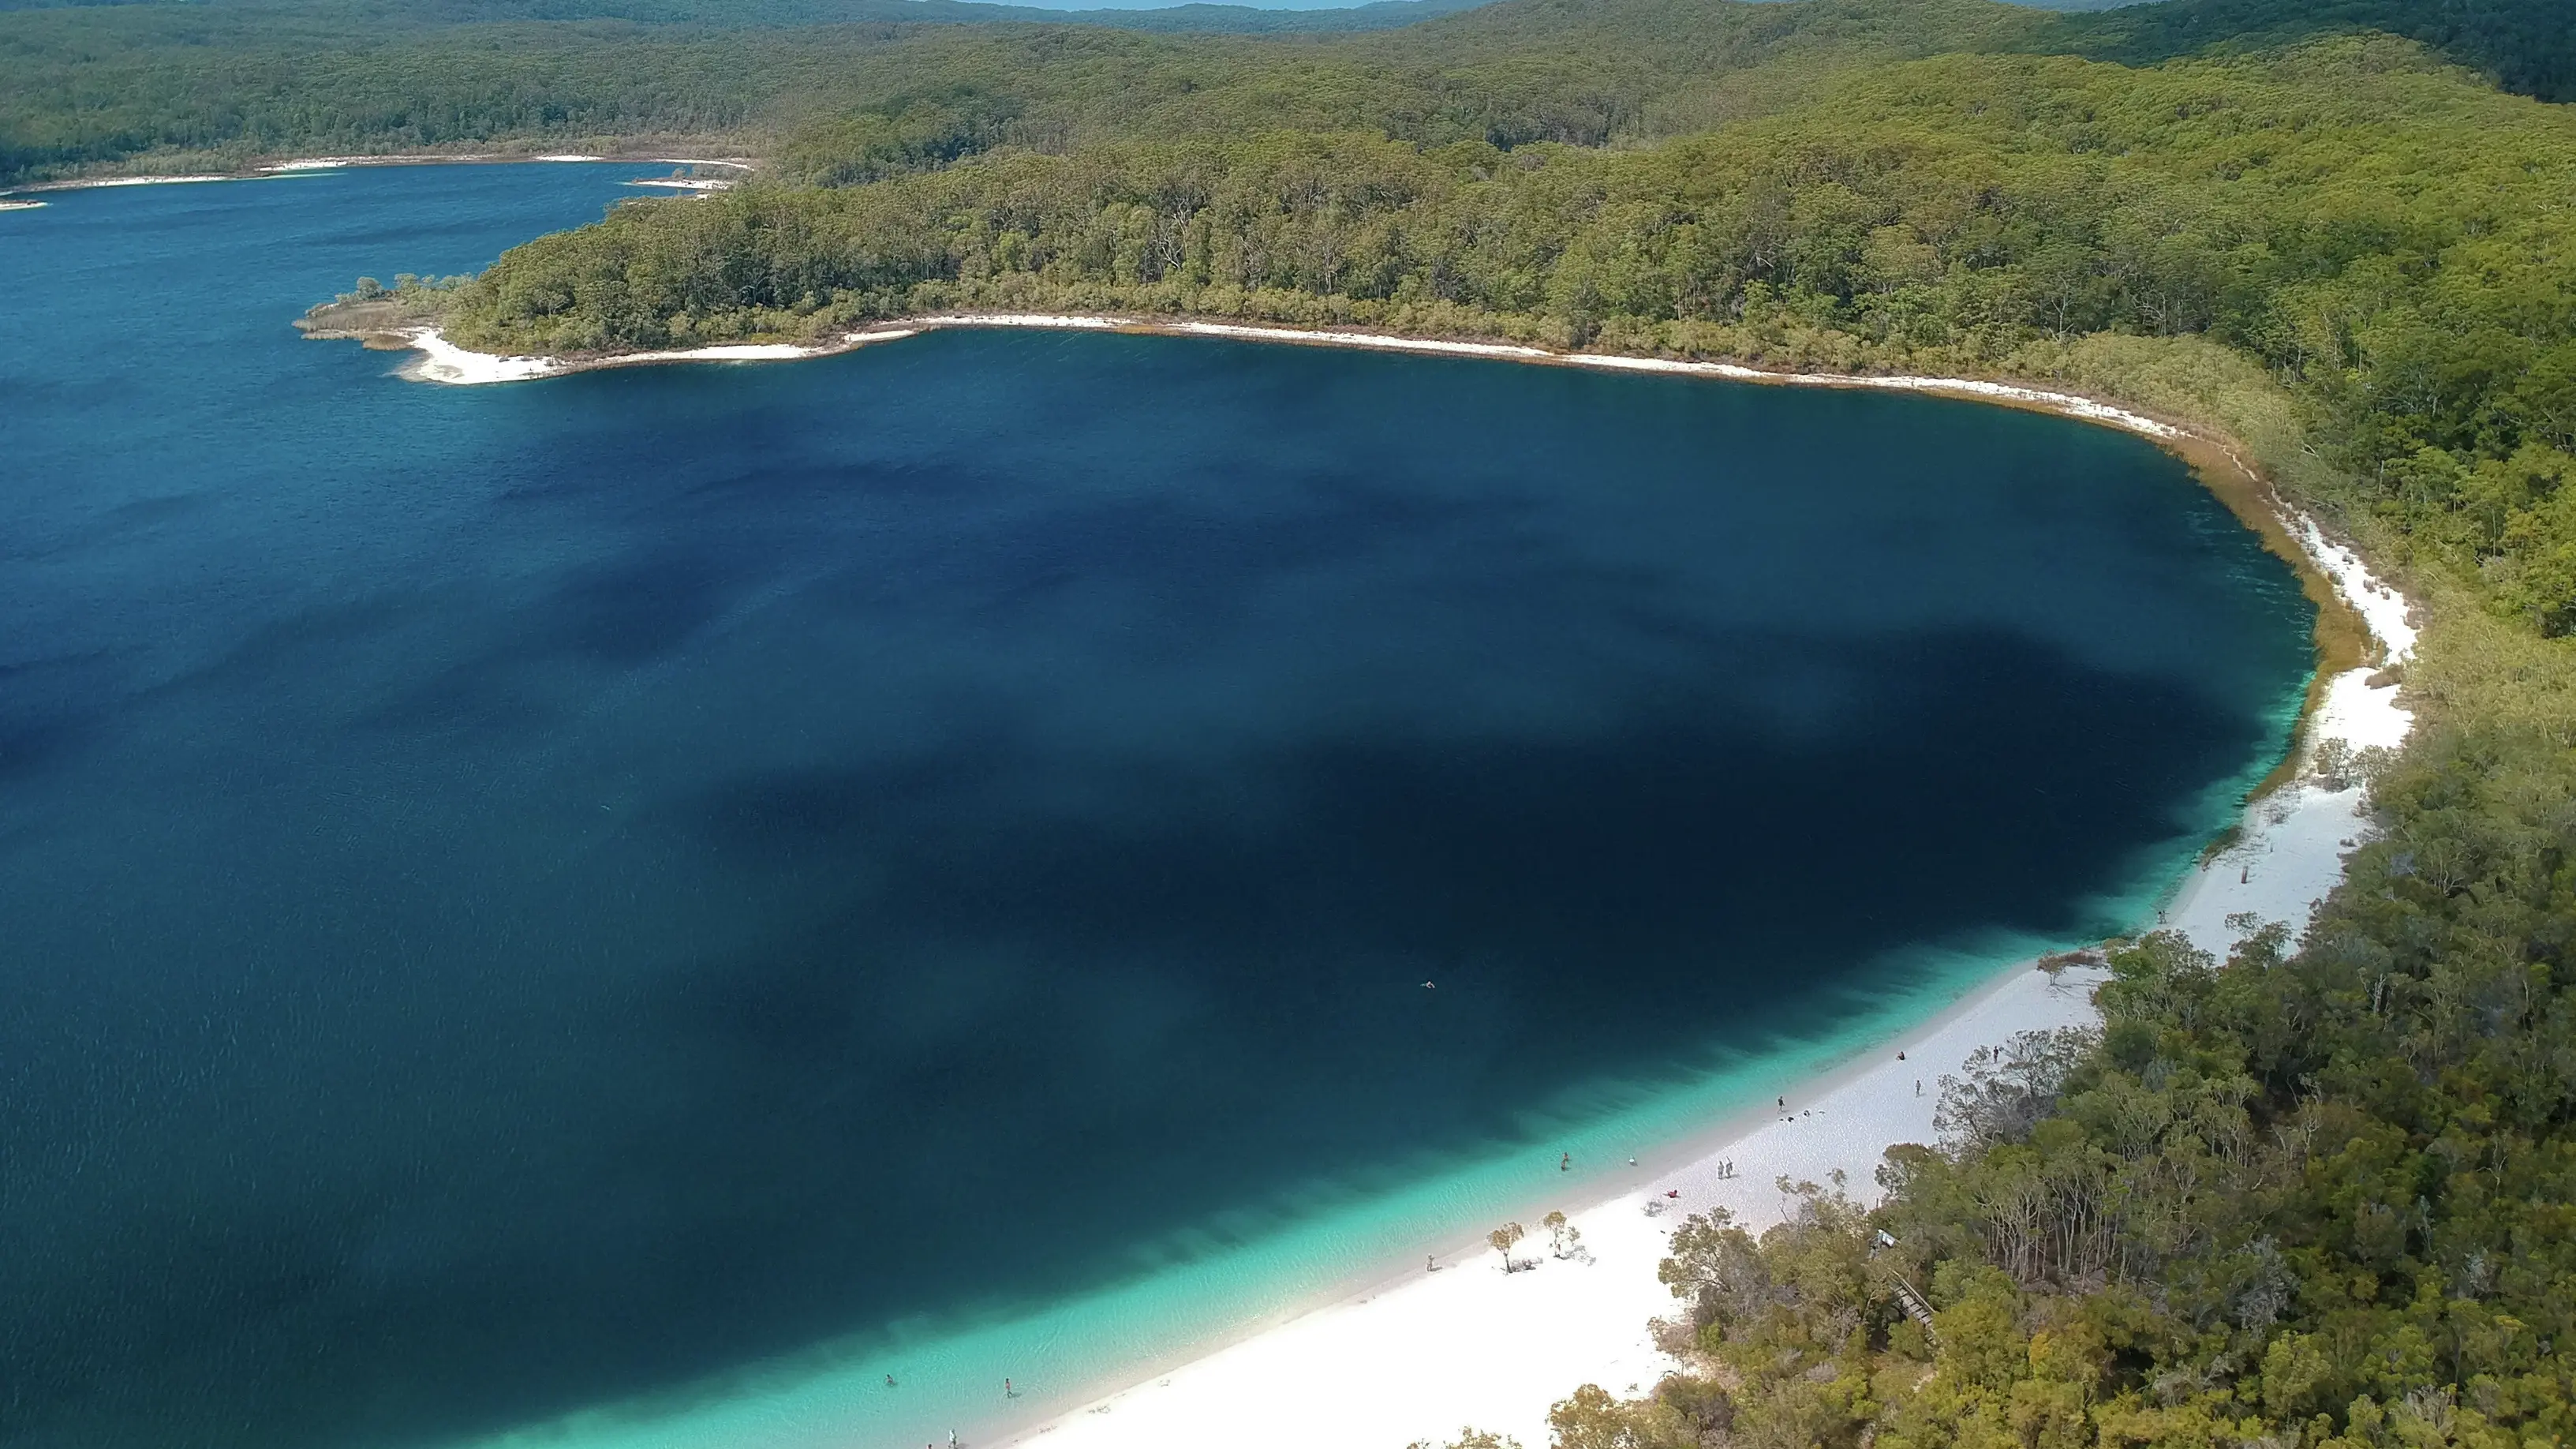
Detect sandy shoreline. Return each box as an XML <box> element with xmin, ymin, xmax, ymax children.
<box><xmin>346</xmin><ymin>309</ymin><xmax>2371</xmax><ymax>692</ymax></box>
<box><xmin>320</xmin><ymin>306</ymin><xmax>2416</xmax><ymax>1449</ymax></box>
<box><xmin>993</xmin><ymin>526</ymin><xmax>2415</xmax><ymax>1449</ymax></box>
<box><xmin>349</xmin><ymin>314</ymin><xmax>2186</xmax><ymax>447</ymax></box>
<box><xmin>351</xmin><ymin>309</ymin><xmax>2375</xmax><ymax>756</ymax></box>
<box><xmin>4</xmin><ymin>152</ymin><xmax>753</xmax><ymax>197</ymax></box>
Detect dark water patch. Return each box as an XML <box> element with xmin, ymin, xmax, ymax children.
<box><xmin>0</xmin><ymin>167</ymin><xmax>2315</xmax><ymax>1449</ymax></box>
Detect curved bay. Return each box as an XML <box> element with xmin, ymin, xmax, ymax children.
<box><xmin>0</xmin><ymin>166</ymin><xmax>2312</xmax><ymax>1449</ymax></box>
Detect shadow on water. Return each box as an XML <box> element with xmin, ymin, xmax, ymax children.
<box><xmin>6</xmin><ymin>634</ymin><xmax>2243</xmax><ymax>1449</ymax></box>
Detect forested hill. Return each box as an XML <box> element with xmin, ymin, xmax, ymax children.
<box><xmin>7</xmin><ymin>0</ymin><xmax>2572</xmax><ymax>183</ymax></box>
<box><xmin>0</xmin><ymin>0</ymin><xmax>1495</xmax><ymax>33</ymax></box>
<box><xmin>2073</xmin><ymin>0</ymin><xmax>2576</xmax><ymax>102</ymax></box>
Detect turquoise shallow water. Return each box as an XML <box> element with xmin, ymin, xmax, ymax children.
<box><xmin>0</xmin><ymin>164</ymin><xmax>2312</xmax><ymax>1449</ymax></box>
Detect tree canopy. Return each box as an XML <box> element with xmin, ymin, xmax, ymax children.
<box><xmin>7</xmin><ymin>0</ymin><xmax>2572</xmax><ymax>184</ymax></box>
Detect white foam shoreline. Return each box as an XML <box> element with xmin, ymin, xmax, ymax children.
<box><xmin>6</xmin><ymin>153</ymin><xmax>755</xmax><ymax>197</ymax></box>
<box><xmin>387</xmin><ymin>325</ymin><xmax>917</xmax><ymax>384</ymax></box>
<box><xmin>374</xmin><ymin>314</ymin><xmax>2187</xmax><ymax>444</ymax></box>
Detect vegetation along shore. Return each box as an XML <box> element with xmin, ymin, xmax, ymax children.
<box><xmin>298</xmin><ymin>300</ymin><xmax>2376</xmax><ymax>752</ymax></box>
<box><xmin>266</xmin><ymin>0</ymin><xmax>2576</xmax><ymax>1439</ymax></box>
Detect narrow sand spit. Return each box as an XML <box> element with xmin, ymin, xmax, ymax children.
<box><xmin>1000</xmin><ymin>534</ymin><xmax>2413</xmax><ymax>1449</ymax></box>
<box><xmin>15</xmin><ymin>153</ymin><xmax>754</xmax><ymax>193</ymax></box>
<box><xmin>58</xmin><ymin>174</ymin><xmax>235</xmax><ymax>188</ymax></box>
<box><xmin>387</xmin><ymin>327</ymin><xmax>916</xmax><ymax>384</ymax></box>
<box><xmin>365</xmin><ymin>315</ymin><xmax>2177</xmax><ymax>445</ymax></box>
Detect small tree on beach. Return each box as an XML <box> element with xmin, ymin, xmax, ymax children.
<box><xmin>1488</xmin><ymin>1221</ymin><xmax>1526</xmax><ymax>1271</ymax></box>
<box><xmin>1542</xmin><ymin>1210</ymin><xmax>1583</xmax><ymax>1260</ymax></box>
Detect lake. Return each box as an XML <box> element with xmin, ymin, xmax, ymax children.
<box><xmin>0</xmin><ymin>163</ymin><xmax>2313</xmax><ymax>1449</ymax></box>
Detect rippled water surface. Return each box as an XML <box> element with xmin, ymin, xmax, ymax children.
<box><xmin>0</xmin><ymin>165</ymin><xmax>2314</xmax><ymax>1449</ymax></box>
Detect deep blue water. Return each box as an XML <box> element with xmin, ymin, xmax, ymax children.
<box><xmin>0</xmin><ymin>166</ymin><xmax>2312</xmax><ymax>1449</ymax></box>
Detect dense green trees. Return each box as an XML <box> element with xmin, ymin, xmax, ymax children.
<box><xmin>1572</xmin><ymin>788</ymin><xmax>2576</xmax><ymax>1446</ymax></box>
<box><xmin>9</xmin><ymin>0</ymin><xmax>2572</xmax><ymax>185</ymax></box>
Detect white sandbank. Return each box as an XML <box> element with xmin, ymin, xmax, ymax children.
<box><xmin>996</xmin><ymin>522</ymin><xmax>2416</xmax><ymax>1449</ymax></box>
<box><xmin>264</xmin><ymin>155</ymin><xmax>608</xmax><ymax>170</ymax></box>
<box><xmin>261</xmin><ymin>153</ymin><xmax>751</xmax><ymax>172</ymax></box>
<box><xmin>1004</xmin><ymin>963</ymin><xmax>2110</xmax><ymax>1449</ymax></box>
<box><xmin>54</xmin><ymin>173</ymin><xmax>236</xmax><ymax>188</ymax></box>
<box><xmin>372</xmin><ymin>313</ymin><xmax>2181</xmax><ymax>449</ymax></box>
<box><xmin>9</xmin><ymin>153</ymin><xmax>752</xmax><ymax>193</ymax></box>
<box><xmin>384</xmin><ymin>325</ymin><xmax>915</xmax><ymax>384</ymax></box>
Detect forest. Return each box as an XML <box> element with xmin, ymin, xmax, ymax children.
<box><xmin>398</xmin><ymin>0</ymin><xmax>2576</xmax><ymax>1443</ymax></box>
<box><xmin>4</xmin><ymin>0</ymin><xmax>2570</xmax><ymax>183</ymax></box>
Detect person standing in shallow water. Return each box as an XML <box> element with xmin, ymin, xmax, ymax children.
<box><xmin>1561</xmin><ymin>1151</ymin><xmax>1570</xmax><ymax>1172</ymax></box>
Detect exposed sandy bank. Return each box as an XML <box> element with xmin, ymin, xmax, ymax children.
<box><xmin>301</xmin><ymin>323</ymin><xmax>918</xmax><ymax>384</ymax></box>
<box><xmin>6</xmin><ymin>151</ymin><xmax>755</xmax><ymax>197</ymax></box>
<box><xmin>324</xmin><ymin>313</ymin><xmax>2183</xmax><ymax>437</ymax></box>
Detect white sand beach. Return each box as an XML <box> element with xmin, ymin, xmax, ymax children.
<box><xmin>373</xmin><ymin>314</ymin><xmax>2185</xmax><ymax>451</ymax></box>
<box><xmin>375</xmin><ymin>314</ymin><xmax>2182</xmax><ymax>446</ymax></box>
<box><xmin>996</xmin><ymin>526</ymin><xmax>2414</xmax><ymax>1449</ymax></box>
<box><xmin>59</xmin><ymin>173</ymin><xmax>236</xmax><ymax>188</ymax></box>
<box><xmin>18</xmin><ymin>152</ymin><xmax>754</xmax><ymax>190</ymax></box>
<box><xmin>387</xmin><ymin>327</ymin><xmax>915</xmax><ymax>384</ymax></box>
